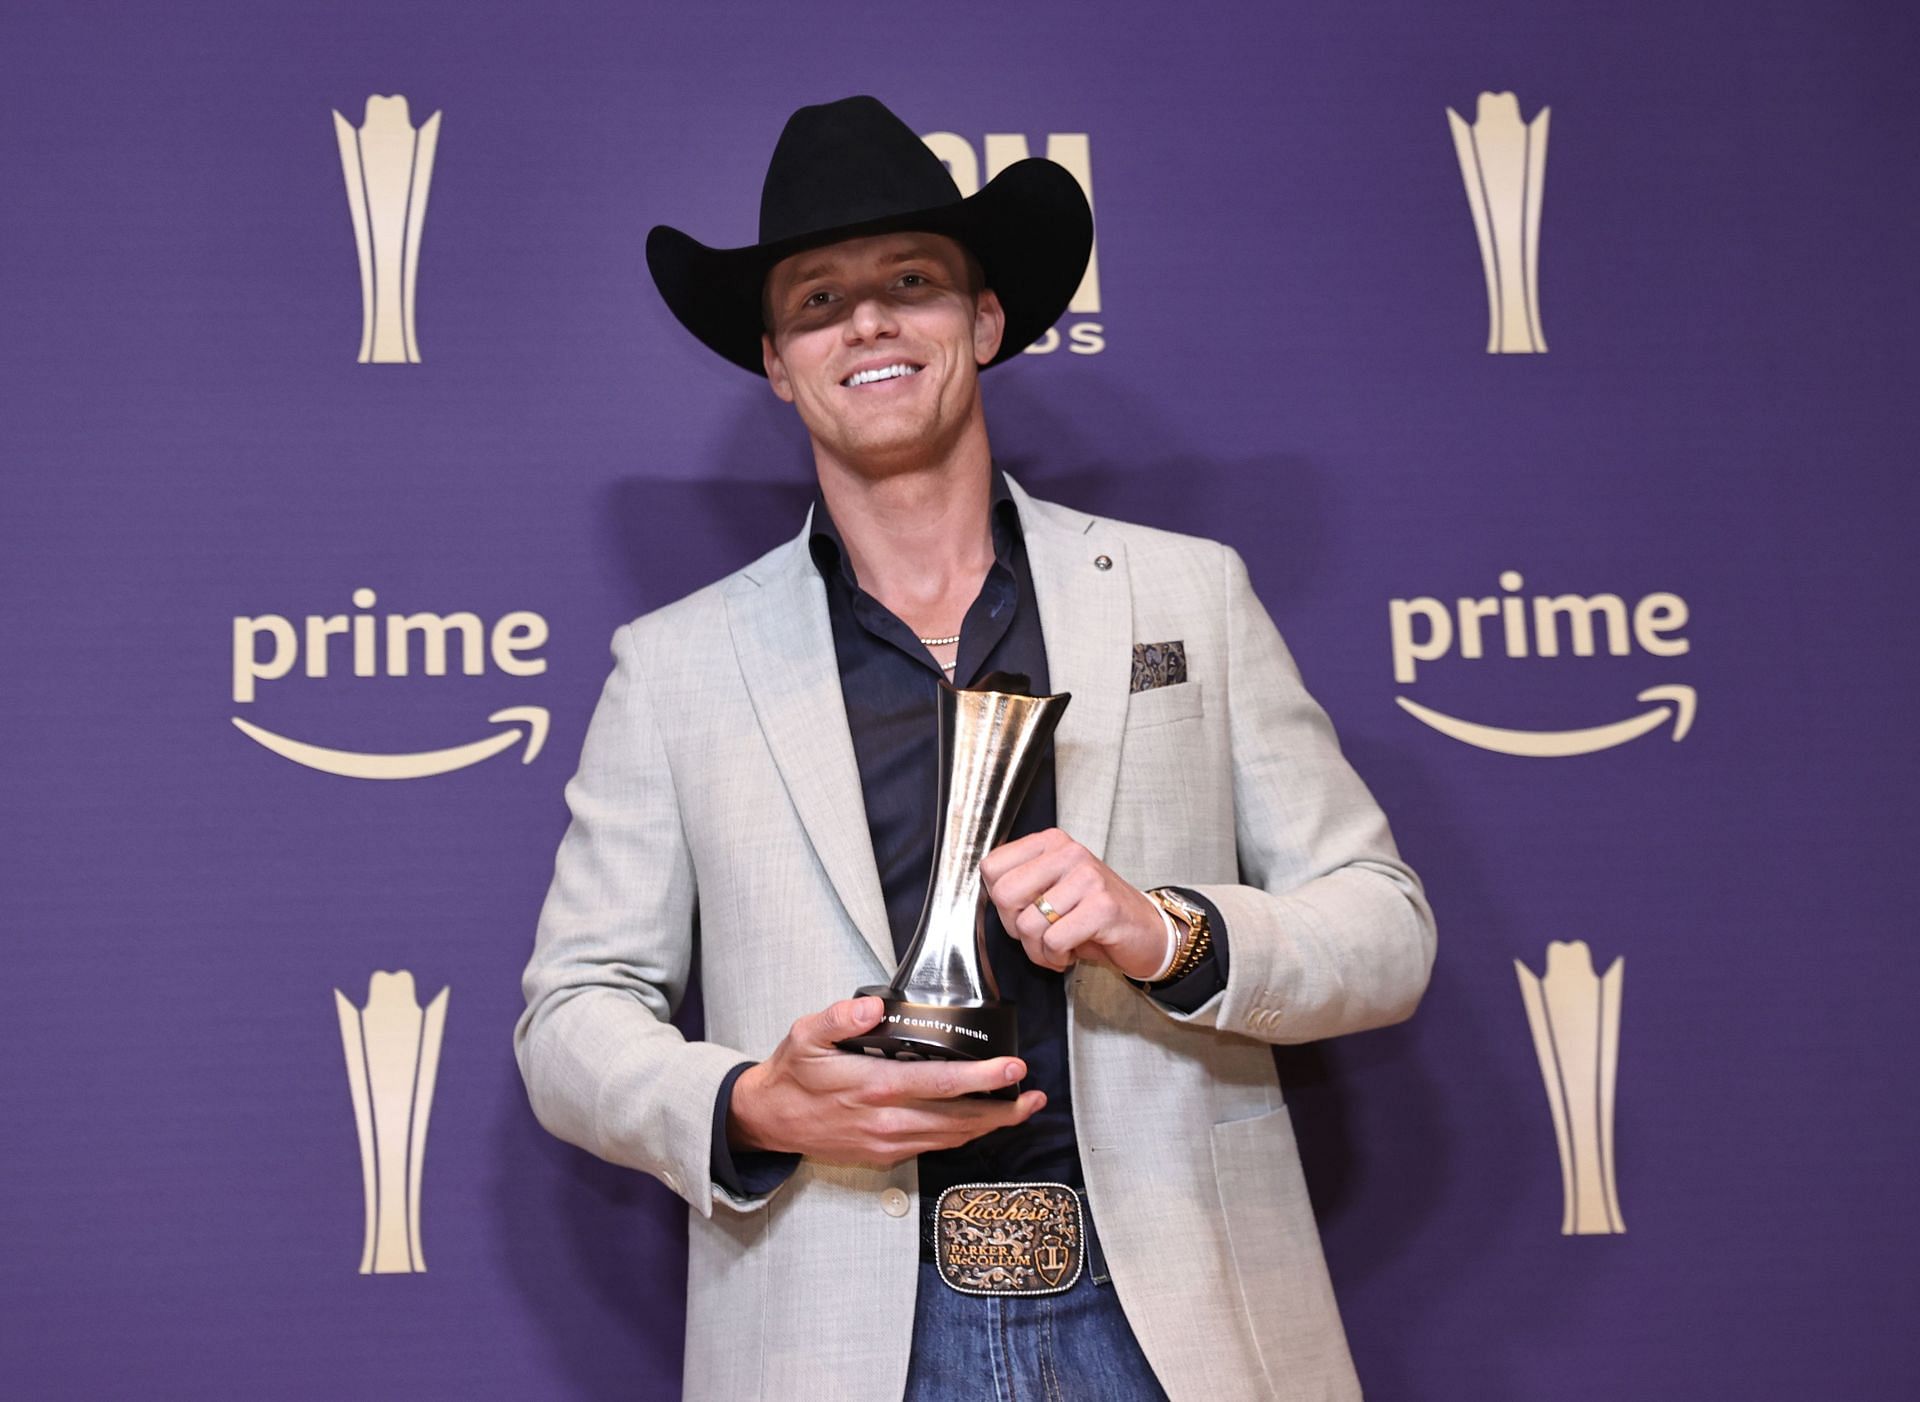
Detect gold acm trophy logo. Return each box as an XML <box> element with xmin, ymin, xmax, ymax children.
<box><xmin>1516</xmin><ymin>942</ymin><xmax>1625</xmax><ymax>1235</ymax></box>
<box><xmin>333</xmin><ymin>95</ymin><xmax>442</xmax><ymax>363</ymax></box>
<box><xmin>336</xmin><ymin>971</ymin><xmax>449</xmax><ymax>1273</ymax></box>
<box><xmin>921</xmin><ymin>129</ymin><xmax>1103</xmax><ymax>356</ymax></box>
<box><xmin>1447</xmin><ymin>92</ymin><xmax>1548</xmax><ymax>354</ymax></box>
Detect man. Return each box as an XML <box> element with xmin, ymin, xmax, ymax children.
<box><xmin>516</xmin><ymin>96</ymin><xmax>1434</xmax><ymax>1401</ymax></box>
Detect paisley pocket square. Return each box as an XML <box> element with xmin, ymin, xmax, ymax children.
<box><xmin>1130</xmin><ymin>641</ymin><xmax>1188</xmax><ymax>693</ymax></box>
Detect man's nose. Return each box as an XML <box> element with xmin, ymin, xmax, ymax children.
<box><xmin>845</xmin><ymin>292</ymin><xmax>898</xmax><ymax>343</ymax></box>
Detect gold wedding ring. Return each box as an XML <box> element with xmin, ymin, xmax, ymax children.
<box><xmin>1034</xmin><ymin>895</ymin><xmax>1063</xmax><ymax>925</ymax></box>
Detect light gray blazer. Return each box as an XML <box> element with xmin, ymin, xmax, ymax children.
<box><xmin>516</xmin><ymin>475</ymin><xmax>1435</xmax><ymax>1401</ymax></box>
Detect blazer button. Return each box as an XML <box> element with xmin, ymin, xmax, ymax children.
<box><xmin>881</xmin><ymin>1187</ymin><xmax>911</xmax><ymax>1218</ymax></box>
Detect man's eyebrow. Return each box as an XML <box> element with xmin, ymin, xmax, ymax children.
<box><xmin>784</xmin><ymin>259</ymin><xmax>837</xmax><ymax>287</ymax></box>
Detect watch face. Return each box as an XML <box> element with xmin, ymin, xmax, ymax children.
<box><xmin>1154</xmin><ymin>889</ymin><xmax>1205</xmax><ymax>925</ymax></box>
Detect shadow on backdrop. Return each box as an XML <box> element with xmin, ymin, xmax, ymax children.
<box><xmin>1325</xmin><ymin>729</ymin><xmax>1528</xmax><ymax>1401</ymax></box>
<box><xmin>494</xmin><ymin>1054</ymin><xmax>690</xmax><ymax>1399</ymax></box>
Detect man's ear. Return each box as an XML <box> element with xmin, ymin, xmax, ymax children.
<box><xmin>762</xmin><ymin>332</ymin><xmax>795</xmax><ymax>402</ymax></box>
<box><xmin>973</xmin><ymin>288</ymin><xmax>1007</xmax><ymax>366</ymax></box>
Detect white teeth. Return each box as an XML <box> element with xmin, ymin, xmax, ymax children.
<box><xmin>844</xmin><ymin>363</ymin><xmax>919</xmax><ymax>387</ymax></box>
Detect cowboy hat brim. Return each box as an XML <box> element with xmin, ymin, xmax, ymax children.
<box><xmin>646</xmin><ymin>157</ymin><xmax>1093</xmax><ymax>376</ymax></box>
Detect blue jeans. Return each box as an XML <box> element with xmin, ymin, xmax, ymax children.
<box><xmin>902</xmin><ymin>1260</ymin><xmax>1170</xmax><ymax>1402</ymax></box>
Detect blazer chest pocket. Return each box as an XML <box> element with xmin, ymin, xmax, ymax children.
<box><xmin>1125</xmin><ymin>680</ymin><xmax>1204</xmax><ymax>729</ymax></box>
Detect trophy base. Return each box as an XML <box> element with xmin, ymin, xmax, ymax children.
<box><xmin>836</xmin><ymin>987</ymin><xmax>1019</xmax><ymax>1099</ymax></box>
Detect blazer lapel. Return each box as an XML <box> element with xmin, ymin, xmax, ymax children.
<box><xmin>1007</xmin><ymin>475</ymin><xmax>1133</xmax><ymax>864</ymax></box>
<box><xmin>724</xmin><ymin>522</ymin><xmax>895</xmax><ymax>974</ymax></box>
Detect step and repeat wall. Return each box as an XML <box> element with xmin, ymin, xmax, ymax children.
<box><xmin>4</xmin><ymin>1</ymin><xmax>1913</xmax><ymax>1397</ymax></box>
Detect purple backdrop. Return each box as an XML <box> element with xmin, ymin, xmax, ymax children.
<box><xmin>4</xmin><ymin>1</ymin><xmax>1917</xmax><ymax>1397</ymax></box>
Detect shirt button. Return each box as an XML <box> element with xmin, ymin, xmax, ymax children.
<box><xmin>881</xmin><ymin>1188</ymin><xmax>911</xmax><ymax>1218</ymax></box>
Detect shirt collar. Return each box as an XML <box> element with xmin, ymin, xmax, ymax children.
<box><xmin>808</xmin><ymin>463</ymin><xmax>1022</xmax><ymax>589</ymax></box>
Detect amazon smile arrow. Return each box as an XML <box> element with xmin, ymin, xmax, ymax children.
<box><xmin>1395</xmin><ymin>685</ymin><xmax>1696</xmax><ymax>758</ymax></box>
<box><xmin>231</xmin><ymin>706</ymin><xmax>549</xmax><ymax>780</ymax></box>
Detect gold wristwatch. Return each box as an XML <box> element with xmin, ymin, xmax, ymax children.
<box><xmin>1137</xmin><ymin>887</ymin><xmax>1212</xmax><ymax>988</ymax></box>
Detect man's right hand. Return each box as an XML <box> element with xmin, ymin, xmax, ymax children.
<box><xmin>727</xmin><ymin>996</ymin><xmax>1044</xmax><ymax>1170</ymax></box>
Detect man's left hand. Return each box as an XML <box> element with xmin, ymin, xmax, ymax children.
<box><xmin>980</xmin><ymin>828</ymin><xmax>1169</xmax><ymax>981</ymax></box>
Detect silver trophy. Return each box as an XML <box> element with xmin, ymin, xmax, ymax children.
<box><xmin>838</xmin><ymin>676</ymin><xmax>1070</xmax><ymax>1080</ymax></box>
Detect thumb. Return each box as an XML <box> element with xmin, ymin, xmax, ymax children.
<box><xmin>800</xmin><ymin>995</ymin><xmax>885</xmax><ymax>1048</ymax></box>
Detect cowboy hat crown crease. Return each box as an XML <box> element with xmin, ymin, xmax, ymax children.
<box><xmin>758</xmin><ymin>96</ymin><xmax>964</xmax><ymax>245</ymax></box>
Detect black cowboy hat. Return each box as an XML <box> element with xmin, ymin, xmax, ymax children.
<box><xmin>645</xmin><ymin>96</ymin><xmax>1094</xmax><ymax>375</ymax></box>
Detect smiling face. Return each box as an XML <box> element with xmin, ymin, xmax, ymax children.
<box><xmin>761</xmin><ymin>231</ymin><xmax>1005</xmax><ymax>480</ymax></box>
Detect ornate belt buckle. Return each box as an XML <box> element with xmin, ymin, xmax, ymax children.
<box><xmin>932</xmin><ymin>1181</ymin><xmax>1084</xmax><ymax>1296</ymax></box>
